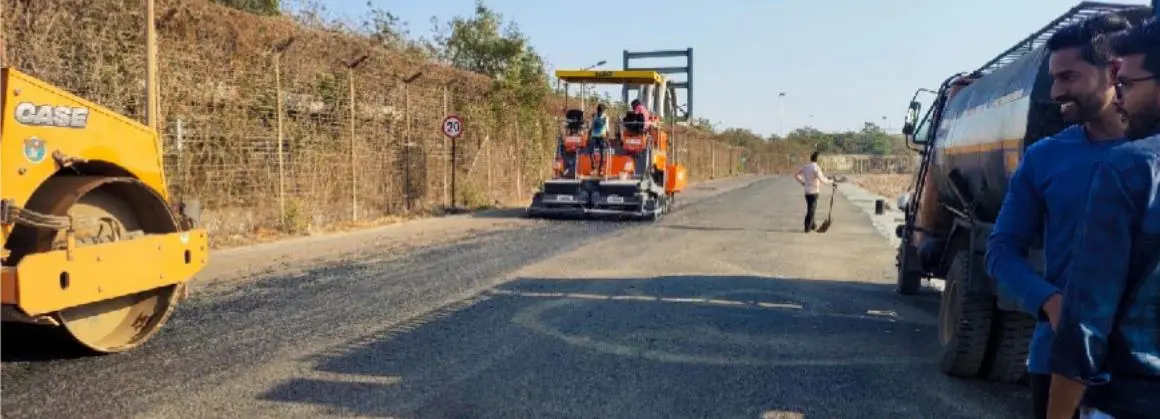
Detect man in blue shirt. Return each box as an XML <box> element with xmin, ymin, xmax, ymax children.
<box><xmin>984</xmin><ymin>13</ymin><xmax>1132</xmax><ymax>418</ymax></box>
<box><xmin>1047</xmin><ymin>18</ymin><xmax>1160</xmax><ymax>419</ymax></box>
<box><xmin>589</xmin><ymin>103</ymin><xmax>611</xmax><ymax>175</ymax></box>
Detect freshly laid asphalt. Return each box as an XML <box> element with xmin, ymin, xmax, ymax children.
<box><xmin>1</xmin><ymin>176</ymin><xmax>1031</xmax><ymax>419</ymax></box>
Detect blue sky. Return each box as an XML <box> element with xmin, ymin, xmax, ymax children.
<box><xmin>287</xmin><ymin>0</ymin><xmax>1151</xmax><ymax>137</ymax></box>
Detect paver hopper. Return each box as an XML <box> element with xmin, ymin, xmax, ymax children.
<box><xmin>526</xmin><ymin>69</ymin><xmax>689</xmax><ymax>221</ymax></box>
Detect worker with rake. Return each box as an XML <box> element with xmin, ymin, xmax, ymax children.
<box><xmin>794</xmin><ymin>151</ymin><xmax>835</xmax><ymax>233</ymax></box>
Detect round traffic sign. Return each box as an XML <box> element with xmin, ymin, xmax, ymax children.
<box><xmin>442</xmin><ymin>115</ymin><xmax>464</xmax><ymax>139</ymax></box>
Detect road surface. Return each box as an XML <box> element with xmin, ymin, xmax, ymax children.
<box><xmin>1</xmin><ymin>176</ymin><xmax>1031</xmax><ymax>419</ymax></box>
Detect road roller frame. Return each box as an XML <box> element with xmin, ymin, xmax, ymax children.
<box><xmin>0</xmin><ymin>66</ymin><xmax>208</xmax><ymax>354</ymax></box>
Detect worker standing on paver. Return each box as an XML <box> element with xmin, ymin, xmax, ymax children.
<box><xmin>983</xmin><ymin>13</ymin><xmax>1134</xmax><ymax>419</ymax></box>
<box><xmin>794</xmin><ymin>151</ymin><xmax>833</xmax><ymax>233</ymax></box>
<box><xmin>1046</xmin><ymin>17</ymin><xmax>1160</xmax><ymax>419</ymax></box>
<box><xmin>589</xmin><ymin>103</ymin><xmax>611</xmax><ymax>174</ymax></box>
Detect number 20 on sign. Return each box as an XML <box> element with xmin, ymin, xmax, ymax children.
<box><xmin>442</xmin><ymin>115</ymin><xmax>464</xmax><ymax>139</ymax></box>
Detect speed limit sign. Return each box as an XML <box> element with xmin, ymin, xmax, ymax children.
<box><xmin>441</xmin><ymin>115</ymin><xmax>464</xmax><ymax>139</ymax></box>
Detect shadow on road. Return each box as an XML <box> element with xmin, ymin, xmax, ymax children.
<box><xmin>661</xmin><ymin>224</ymin><xmax>811</xmax><ymax>234</ymax></box>
<box><xmin>259</xmin><ymin>275</ymin><xmax>1031</xmax><ymax>419</ymax></box>
<box><xmin>0</xmin><ymin>324</ymin><xmax>93</xmax><ymax>363</ymax></box>
<box><xmin>464</xmin><ymin>207</ymin><xmax>529</xmax><ymax>219</ymax></box>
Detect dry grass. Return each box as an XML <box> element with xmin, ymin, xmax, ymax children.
<box><xmin>847</xmin><ymin>174</ymin><xmax>914</xmax><ymax>199</ymax></box>
<box><xmin>2</xmin><ymin>0</ymin><xmax>807</xmax><ymax>249</ymax></box>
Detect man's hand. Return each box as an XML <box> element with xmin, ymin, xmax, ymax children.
<box><xmin>1048</xmin><ymin>374</ymin><xmax>1086</xmax><ymax>419</ymax></box>
<box><xmin>1043</xmin><ymin>293</ymin><xmax>1062</xmax><ymax>331</ymax></box>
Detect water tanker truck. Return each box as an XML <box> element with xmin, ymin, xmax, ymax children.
<box><xmin>892</xmin><ymin>1</ymin><xmax>1153</xmax><ymax>384</ymax></box>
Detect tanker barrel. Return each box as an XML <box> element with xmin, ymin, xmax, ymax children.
<box><xmin>946</xmin><ymin>169</ymin><xmax>976</xmax><ymax>210</ymax></box>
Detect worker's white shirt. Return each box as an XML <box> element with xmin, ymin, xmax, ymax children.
<box><xmin>797</xmin><ymin>162</ymin><xmax>830</xmax><ymax>195</ymax></box>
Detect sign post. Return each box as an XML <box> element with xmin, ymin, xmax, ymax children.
<box><xmin>442</xmin><ymin>114</ymin><xmax>464</xmax><ymax>211</ymax></box>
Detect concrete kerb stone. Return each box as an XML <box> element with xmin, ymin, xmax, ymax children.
<box><xmin>834</xmin><ymin>182</ymin><xmax>903</xmax><ymax>248</ymax></box>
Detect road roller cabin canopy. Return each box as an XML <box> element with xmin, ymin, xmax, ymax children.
<box><xmin>554</xmin><ymin>70</ymin><xmax>667</xmax><ymax>86</ymax></box>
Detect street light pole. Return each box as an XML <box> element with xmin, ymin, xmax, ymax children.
<box><xmin>778</xmin><ymin>92</ymin><xmax>786</xmax><ymax>137</ymax></box>
<box><xmin>581</xmin><ymin>60</ymin><xmax>607</xmax><ymax>110</ymax></box>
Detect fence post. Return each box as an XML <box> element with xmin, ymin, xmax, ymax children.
<box><xmin>442</xmin><ymin>85</ymin><xmax>449</xmax><ymax>208</ymax></box>
<box><xmin>486</xmin><ymin>130</ymin><xmax>493</xmax><ymax>202</ymax></box>
<box><xmin>274</xmin><ymin>53</ymin><xmax>287</xmax><ymax>228</ymax></box>
<box><xmin>514</xmin><ymin>111</ymin><xmax>523</xmax><ymax>201</ymax></box>
<box><xmin>485</xmin><ymin>122</ymin><xmax>493</xmax><ymax>202</ymax></box>
<box><xmin>710</xmin><ymin>143</ymin><xmax>717</xmax><ymax>179</ymax></box>
<box><xmin>344</xmin><ymin>55</ymin><xmax>368</xmax><ymax>221</ymax></box>
<box><xmin>348</xmin><ymin>67</ymin><xmax>358</xmax><ymax>221</ymax></box>
<box><xmin>175</xmin><ymin>117</ymin><xmax>185</xmax><ymax>198</ymax></box>
<box><xmin>404</xmin><ymin>83</ymin><xmax>411</xmax><ymax>212</ymax></box>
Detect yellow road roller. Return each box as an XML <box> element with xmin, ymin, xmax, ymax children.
<box><xmin>0</xmin><ymin>1</ymin><xmax>208</xmax><ymax>354</ymax></box>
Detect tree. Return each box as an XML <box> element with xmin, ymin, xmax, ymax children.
<box><xmin>361</xmin><ymin>1</ymin><xmax>411</xmax><ymax>51</ymax></box>
<box><xmin>689</xmin><ymin>117</ymin><xmax>716</xmax><ymax>133</ymax></box>
<box><xmin>426</xmin><ymin>1</ymin><xmax>549</xmax><ymax>111</ymax></box>
<box><xmin>717</xmin><ymin>127</ymin><xmax>766</xmax><ymax>149</ymax></box>
<box><xmin>751</xmin><ymin>123</ymin><xmax>910</xmax><ymax>156</ymax></box>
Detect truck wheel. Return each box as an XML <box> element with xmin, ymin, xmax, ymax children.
<box><xmin>938</xmin><ymin>250</ymin><xmax>995</xmax><ymax>378</ymax></box>
<box><xmin>642</xmin><ymin>193</ymin><xmax>663</xmax><ymax>222</ymax></box>
<box><xmin>982</xmin><ymin>309</ymin><xmax>1036</xmax><ymax>384</ymax></box>
<box><xmin>896</xmin><ymin>241</ymin><xmax>923</xmax><ymax>295</ymax></box>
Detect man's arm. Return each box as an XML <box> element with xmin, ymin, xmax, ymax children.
<box><xmin>794</xmin><ymin>166</ymin><xmax>806</xmax><ymax>185</ymax></box>
<box><xmin>985</xmin><ymin>154</ymin><xmax>1056</xmax><ymax>318</ymax></box>
<box><xmin>817</xmin><ymin>166</ymin><xmax>833</xmax><ymax>185</ymax></box>
<box><xmin>1047</xmin><ymin>161</ymin><xmax>1140</xmax><ymax>419</ymax></box>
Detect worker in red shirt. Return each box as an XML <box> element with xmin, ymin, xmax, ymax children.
<box><xmin>629</xmin><ymin>99</ymin><xmax>652</xmax><ymax>132</ymax></box>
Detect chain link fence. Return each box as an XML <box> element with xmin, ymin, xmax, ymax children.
<box><xmin>818</xmin><ymin>154</ymin><xmax>919</xmax><ymax>176</ymax></box>
<box><xmin>3</xmin><ymin>0</ymin><xmax>774</xmax><ymax>247</ymax></box>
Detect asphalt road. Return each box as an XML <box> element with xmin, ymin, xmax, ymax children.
<box><xmin>0</xmin><ymin>176</ymin><xmax>1031</xmax><ymax>419</ymax></box>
